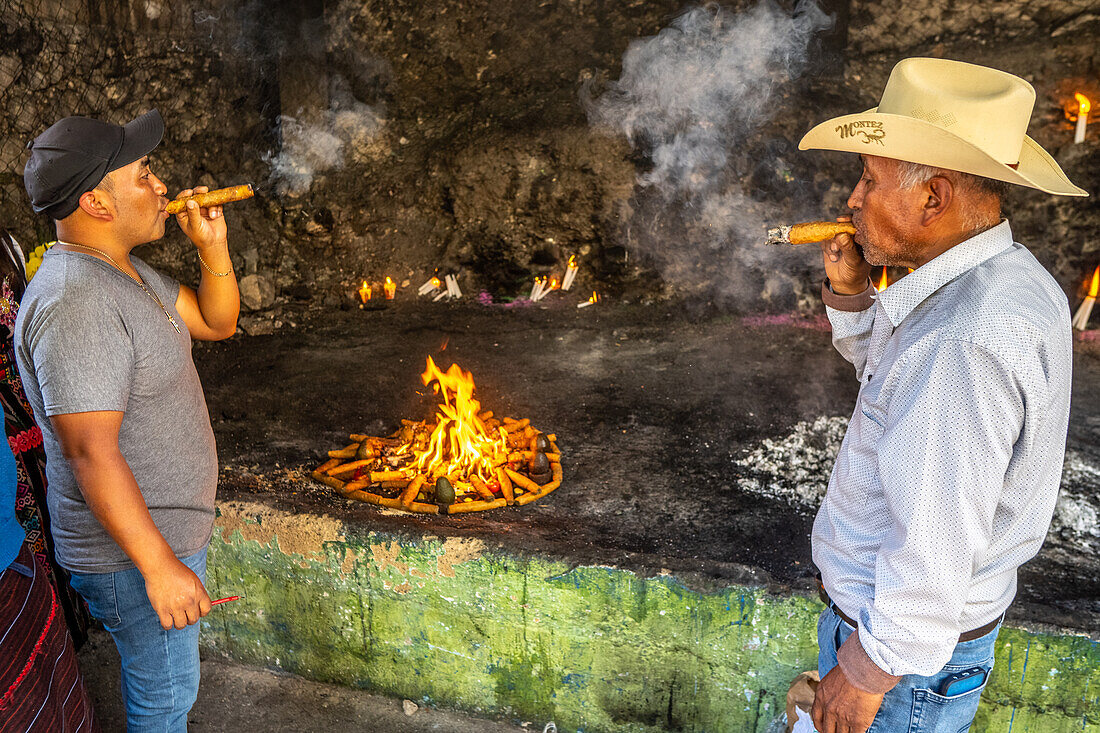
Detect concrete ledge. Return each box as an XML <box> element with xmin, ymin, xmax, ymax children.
<box><xmin>204</xmin><ymin>501</ymin><xmax>1100</xmax><ymax>732</ymax></box>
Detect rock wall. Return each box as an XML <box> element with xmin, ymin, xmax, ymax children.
<box><xmin>1</xmin><ymin>0</ymin><xmax>1097</xmax><ymax>314</ymax></box>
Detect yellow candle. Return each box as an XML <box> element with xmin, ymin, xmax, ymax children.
<box><xmin>358</xmin><ymin>281</ymin><xmax>372</xmax><ymax>303</ymax></box>
<box><xmin>384</xmin><ymin>277</ymin><xmax>397</xmax><ymax>300</ymax></box>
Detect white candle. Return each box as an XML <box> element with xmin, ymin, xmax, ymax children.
<box><xmin>1075</xmin><ymin>93</ymin><xmax>1090</xmax><ymax>145</ymax></box>
<box><xmin>1073</xmin><ymin>298</ymin><xmax>1094</xmax><ymax>330</ymax></box>
<box><xmin>448</xmin><ymin>274</ymin><xmax>462</xmax><ymax>298</ymax></box>
<box><xmin>1073</xmin><ymin>266</ymin><xmax>1099</xmax><ymax>330</ymax></box>
<box><xmin>418</xmin><ymin>277</ymin><xmax>441</xmax><ymax>295</ymax></box>
<box><xmin>562</xmin><ymin>256</ymin><xmax>578</xmax><ymax>290</ymax></box>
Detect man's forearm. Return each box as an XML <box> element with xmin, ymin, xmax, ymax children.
<box><xmin>194</xmin><ymin>240</ymin><xmax>240</xmax><ymax>336</ymax></box>
<box><xmin>67</xmin><ymin>448</ymin><xmax>177</xmax><ymax>575</ymax></box>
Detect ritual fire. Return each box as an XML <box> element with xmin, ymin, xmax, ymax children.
<box><xmin>311</xmin><ymin>357</ymin><xmax>562</xmax><ymax>514</ymax></box>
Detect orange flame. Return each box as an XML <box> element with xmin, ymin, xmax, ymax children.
<box><xmin>384</xmin><ymin>276</ymin><xmax>397</xmax><ymax>300</ymax></box>
<box><xmin>567</xmin><ymin>255</ymin><xmax>578</xmax><ymax>269</ymax></box>
<box><xmin>358</xmin><ymin>281</ymin><xmax>372</xmax><ymax>302</ymax></box>
<box><xmin>875</xmin><ymin>267</ymin><xmax>889</xmax><ymax>291</ymax></box>
<box><xmin>1077</xmin><ymin>93</ymin><xmax>1092</xmax><ymax>119</ymax></box>
<box><xmin>430</xmin><ymin>276</ymin><xmax>442</xmax><ymax>289</ymax></box>
<box><xmin>549</xmin><ymin>277</ymin><xmax>560</xmax><ymax>290</ymax></box>
<box><xmin>1089</xmin><ymin>266</ymin><xmax>1099</xmax><ymax>298</ymax></box>
<box><xmin>588</xmin><ymin>291</ymin><xmax>599</xmax><ymax>304</ymax></box>
<box><xmin>400</xmin><ymin>357</ymin><xmax>507</xmax><ymax>482</ymax></box>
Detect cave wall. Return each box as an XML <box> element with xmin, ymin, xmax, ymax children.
<box><xmin>1</xmin><ymin>0</ymin><xmax>1097</xmax><ymax>313</ymax></box>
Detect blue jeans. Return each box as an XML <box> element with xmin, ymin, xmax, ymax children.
<box><xmin>817</xmin><ymin>607</ymin><xmax>999</xmax><ymax>733</ymax></box>
<box><xmin>70</xmin><ymin>548</ymin><xmax>206</xmax><ymax>732</ymax></box>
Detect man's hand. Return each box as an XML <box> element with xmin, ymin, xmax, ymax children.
<box><xmin>811</xmin><ymin>665</ymin><xmax>884</xmax><ymax>733</ymax></box>
<box><xmin>820</xmin><ymin>216</ymin><xmax>871</xmax><ymax>295</ymax></box>
<box><xmin>174</xmin><ymin>186</ymin><xmax>228</xmax><ymax>251</ymax></box>
<box><xmin>143</xmin><ymin>556</ymin><xmax>212</xmax><ymax>630</ymax></box>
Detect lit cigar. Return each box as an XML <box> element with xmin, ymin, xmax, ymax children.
<box><xmin>165</xmin><ymin>184</ymin><xmax>255</xmax><ymax>215</ymax></box>
<box><xmin>766</xmin><ymin>221</ymin><xmax>856</xmax><ymax>245</ymax></box>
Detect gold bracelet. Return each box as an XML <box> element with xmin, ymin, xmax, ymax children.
<box><xmin>197</xmin><ymin>250</ymin><xmax>233</xmax><ymax>277</ymax></box>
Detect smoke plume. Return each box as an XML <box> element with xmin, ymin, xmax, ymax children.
<box><xmin>266</xmin><ymin>82</ymin><xmax>385</xmax><ymax>197</ymax></box>
<box><xmin>584</xmin><ymin>1</ymin><xmax>832</xmax><ymax>307</ymax></box>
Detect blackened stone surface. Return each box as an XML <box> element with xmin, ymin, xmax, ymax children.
<box><xmin>3</xmin><ymin>1</ymin><xmax>1097</xmax><ymax>309</ymax></box>
<box><xmin>195</xmin><ymin>302</ymin><xmax>1100</xmax><ymax>636</ymax></box>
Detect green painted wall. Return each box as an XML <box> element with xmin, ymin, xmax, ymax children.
<box><xmin>203</xmin><ymin>502</ymin><xmax>1100</xmax><ymax>732</ymax></box>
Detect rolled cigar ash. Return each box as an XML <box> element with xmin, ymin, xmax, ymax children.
<box><xmin>165</xmin><ymin>184</ymin><xmax>255</xmax><ymax>215</ymax></box>
<box><xmin>765</xmin><ymin>221</ymin><xmax>857</xmax><ymax>245</ymax></box>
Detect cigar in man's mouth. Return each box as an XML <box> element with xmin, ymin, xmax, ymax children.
<box><xmin>165</xmin><ymin>184</ymin><xmax>255</xmax><ymax>215</ymax></box>
<box><xmin>766</xmin><ymin>221</ymin><xmax>857</xmax><ymax>245</ymax></box>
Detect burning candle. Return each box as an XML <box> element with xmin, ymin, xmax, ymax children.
<box><xmin>1075</xmin><ymin>93</ymin><xmax>1090</xmax><ymax>144</ymax></box>
<box><xmin>875</xmin><ymin>266</ymin><xmax>889</xmax><ymax>291</ymax></box>
<box><xmin>1072</xmin><ymin>266</ymin><xmax>1099</xmax><ymax>330</ymax></box>
<box><xmin>384</xmin><ymin>277</ymin><xmax>397</xmax><ymax>300</ymax></box>
<box><xmin>577</xmin><ymin>291</ymin><xmax>599</xmax><ymax>308</ymax></box>
<box><xmin>358</xmin><ymin>281</ymin><xmax>372</xmax><ymax>303</ymax></box>
<box><xmin>562</xmin><ymin>255</ymin><xmax>579</xmax><ymax>290</ymax></box>
<box><xmin>418</xmin><ymin>276</ymin><xmax>442</xmax><ymax>295</ymax></box>
<box><xmin>533</xmin><ymin>277</ymin><xmax>554</xmax><ymax>302</ymax></box>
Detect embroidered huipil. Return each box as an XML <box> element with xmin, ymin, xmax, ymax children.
<box><xmin>814</xmin><ymin>221</ymin><xmax>1072</xmax><ymax>684</ymax></box>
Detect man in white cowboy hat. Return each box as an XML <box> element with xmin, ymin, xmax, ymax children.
<box><xmin>798</xmin><ymin>57</ymin><xmax>1087</xmax><ymax>733</ymax></box>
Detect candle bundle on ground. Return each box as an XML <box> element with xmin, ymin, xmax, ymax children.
<box><xmin>310</xmin><ymin>357</ymin><xmax>562</xmax><ymax>514</ymax></box>
<box><xmin>445</xmin><ymin>274</ymin><xmax>462</xmax><ymax>298</ymax></box>
<box><xmin>418</xmin><ymin>276</ymin><xmax>442</xmax><ymax>296</ymax></box>
<box><xmin>1073</xmin><ymin>266</ymin><xmax>1099</xmax><ymax>330</ymax></box>
<box><xmin>429</xmin><ymin>274</ymin><xmax>463</xmax><ymax>301</ymax></box>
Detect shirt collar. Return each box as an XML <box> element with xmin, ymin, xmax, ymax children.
<box><xmin>875</xmin><ymin>220</ymin><xmax>1015</xmax><ymax>327</ymax></box>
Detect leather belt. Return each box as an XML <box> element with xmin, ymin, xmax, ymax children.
<box><xmin>818</xmin><ymin>585</ymin><xmax>1003</xmax><ymax>643</ymax></box>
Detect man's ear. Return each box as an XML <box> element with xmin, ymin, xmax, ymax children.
<box><xmin>77</xmin><ymin>189</ymin><xmax>114</xmax><ymax>221</ymax></box>
<box><xmin>921</xmin><ymin>176</ymin><xmax>953</xmax><ymax>226</ymax></box>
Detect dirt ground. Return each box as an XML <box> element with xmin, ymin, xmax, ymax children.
<box><xmin>195</xmin><ymin>299</ymin><xmax>1100</xmax><ymax>634</ymax></box>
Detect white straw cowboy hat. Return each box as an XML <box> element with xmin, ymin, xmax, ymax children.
<box><xmin>799</xmin><ymin>57</ymin><xmax>1088</xmax><ymax>197</ymax></box>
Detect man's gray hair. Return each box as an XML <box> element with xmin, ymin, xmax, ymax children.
<box><xmin>895</xmin><ymin>161</ymin><xmax>1009</xmax><ymax>230</ymax></box>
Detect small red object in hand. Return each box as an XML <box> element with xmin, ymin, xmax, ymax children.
<box><xmin>211</xmin><ymin>596</ymin><xmax>241</xmax><ymax>606</ymax></box>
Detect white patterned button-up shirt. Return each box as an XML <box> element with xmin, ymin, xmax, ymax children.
<box><xmin>814</xmin><ymin>220</ymin><xmax>1072</xmax><ymax>679</ymax></box>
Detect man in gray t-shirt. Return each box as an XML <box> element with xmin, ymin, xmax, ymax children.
<box><xmin>17</xmin><ymin>253</ymin><xmax>219</xmax><ymax>573</ymax></box>
<box><xmin>16</xmin><ymin>110</ymin><xmax>240</xmax><ymax>730</ymax></box>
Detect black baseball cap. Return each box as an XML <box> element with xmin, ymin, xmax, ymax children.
<box><xmin>23</xmin><ymin>109</ymin><xmax>164</xmax><ymax>220</ymax></box>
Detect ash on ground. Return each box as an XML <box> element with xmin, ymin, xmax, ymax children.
<box><xmin>736</xmin><ymin>417</ymin><xmax>1100</xmax><ymax>551</ymax></box>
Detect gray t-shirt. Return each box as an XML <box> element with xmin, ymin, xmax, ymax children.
<box><xmin>14</xmin><ymin>248</ymin><xmax>218</xmax><ymax>574</ymax></box>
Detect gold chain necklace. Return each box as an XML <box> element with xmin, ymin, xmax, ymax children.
<box><xmin>57</xmin><ymin>241</ymin><xmax>182</xmax><ymax>335</ymax></box>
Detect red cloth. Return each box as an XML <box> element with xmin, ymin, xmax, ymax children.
<box><xmin>0</xmin><ymin>545</ymin><xmax>98</xmax><ymax>732</ymax></box>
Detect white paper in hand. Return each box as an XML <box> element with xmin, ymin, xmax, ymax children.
<box><xmin>791</xmin><ymin>706</ymin><xmax>819</xmax><ymax>733</ymax></box>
